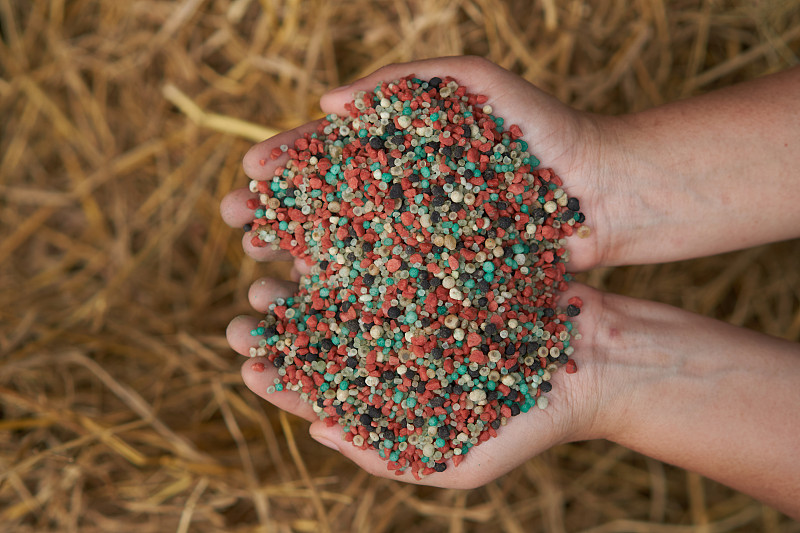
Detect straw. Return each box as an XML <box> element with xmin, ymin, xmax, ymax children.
<box><xmin>2</xmin><ymin>0</ymin><xmax>799</xmax><ymax>531</ymax></box>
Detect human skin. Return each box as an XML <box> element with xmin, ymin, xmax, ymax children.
<box><xmin>220</xmin><ymin>57</ymin><xmax>800</xmax><ymax>519</ymax></box>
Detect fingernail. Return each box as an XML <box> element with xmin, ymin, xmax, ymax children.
<box><xmin>311</xmin><ymin>433</ymin><xmax>339</xmax><ymax>451</ymax></box>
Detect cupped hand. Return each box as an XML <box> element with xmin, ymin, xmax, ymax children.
<box><xmin>221</xmin><ymin>56</ymin><xmax>615</xmax><ymax>272</ymax></box>
<box><xmin>219</xmin><ymin>56</ymin><xmax>618</xmax><ymax>487</ymax></box>
<box><xmin>225</xmin><ymin>275</ymin><xmax>611</xmax><ymax>488</ymax></box>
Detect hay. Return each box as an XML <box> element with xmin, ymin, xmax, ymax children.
<box><xmin>1</xmin><ymin>0</ymin><xmax>799</xmax><ymax>531</ymax></box>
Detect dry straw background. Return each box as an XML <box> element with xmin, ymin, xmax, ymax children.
<box><xmin>2</xmin><ymin>0</ymin><xmax>799</xmax><ymax>531</ymax></box>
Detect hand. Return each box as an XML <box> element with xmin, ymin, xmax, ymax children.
<box><xmin>219</xmin><ymin>56</ymin><xmax>618</xmax><ymax>487</ymax></box>
<box><xmin>219</xmin><ymin>58</ymin><xmax>800</xmax><ymax>514</ymax></box>
<box><xmin>221</xmin><ymin>56</ymin><xmax>614</xmax><ymax>273</ymax></box>
<box><xmin>224</xmin><ymin>280</ymin><xmax>613</xmax><ymax>488</ymax></box>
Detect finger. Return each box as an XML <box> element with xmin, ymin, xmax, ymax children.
<box><xmin>226</xmin><ymin>315</ymin><xmax>262</xmax><ymax>357</ymax></box>
<box><xmin>220</xmin><ymin>187</ymin><xmax>257</xmax><ymax>228</ymax></box>
<box><xmin>289</xmin><ymin>265</ymin><xmax>300</xmax><ymax>282</ymax></box>
<box><xmin>237</xmin><ymin>120</ymin><xmax>328</xmax><ymax>260</ymax></box>
<box><xmin>242</xmin><ymin>119</ymin><xmax>326</xmax><ymax>180</ymax></box>
<box><xmin>288</xmin><ymin>257</ymin><xmax>314</xmax><ymax>282</ymax></box>
<box><xmin>241</xmin><ymin>358</ymin><xmax>317</xmax><ymax>423</ymax></box>
<box><xmin>248</xmin><ymin>277</ymin><xmax>298</xmax><ymax>313</ymax></box>
<box><xmin>319</xmin><ymin>56</ymin><xmax>516</xmax><ymax>115</ymax></box>
<box><xmin>242</xmin><ymin>232</ymin><xmax>299</xmax><ymax>263</ymax></box>
<box><xmin>227</xmin><ymin>316</ymin><xmax>318</xmax><ymax>423</ymax></box>
<box><xmin>220</xmin><ymin>188</ymin><xmax>311</xmax><ymax>266</ymax></box>
<box><xmin>294</xmin><ymin>256</ymin><xmax>313</xmax><ymax>275</ymax></box>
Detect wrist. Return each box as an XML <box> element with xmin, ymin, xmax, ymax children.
<box><xmin>558</xmin><ymin>110</ymin><xmax>658</xmax><ymax>272</ymax></box>
<box><xmin>582</xmin><ymin>112</ymin><xmax>662</xmax><ymax>270</ymax></box>
<box><xmin>586</xmin><ymin>293</ymin><xmax>800</xmax><ymax>517</ymax></box>
<box><xmin>563</xmin><ymin>289</ymin><xmax>666</xmax><ymax>443</ymax></box>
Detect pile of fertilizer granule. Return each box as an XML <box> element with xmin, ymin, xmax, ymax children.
<box><xmin>242</xmin><ymin>75</ymin><xmax>586</xmax><ymax>479</ymax></box>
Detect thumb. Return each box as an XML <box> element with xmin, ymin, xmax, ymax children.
<box><xmin>319</xmin><ymin>56</ymin><xmax>516</xmax><ymax>115</ymax></box>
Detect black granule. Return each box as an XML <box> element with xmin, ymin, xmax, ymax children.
<box><xmin>369</xmin><ymin>136</ymin><xmax>384</xmax><ymax>150</ymax></box>
<box><xmin>567</xmin><ymin>197</ymin><xmax>580</xmax><ymax>212</ymax></box>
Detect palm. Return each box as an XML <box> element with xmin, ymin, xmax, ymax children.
<box><xmin>220</xmin><ymin>57</ymin><xmax>608</xmax><ymax>487</ymax></box>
